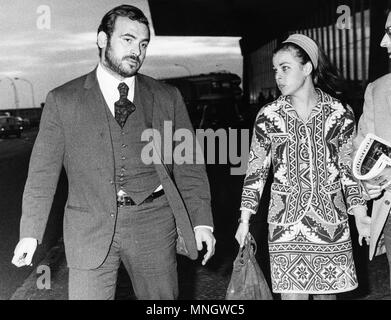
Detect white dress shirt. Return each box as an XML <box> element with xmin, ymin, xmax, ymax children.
<box><xmin>96</xmin><ymin>64</ymin><xmax>212</xmax><ymax>233</ymax></box>
<box><xmin>96</xmin><ymin>63</ymin><xmax>135</xmax><ymax>117</ymax></box>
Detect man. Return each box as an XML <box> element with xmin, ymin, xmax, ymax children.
<box><xmin>12</xmin><ymin>4</ymin><xmax>215</xmax><ymax>300</ymax></box>
<box><xmin>353</xmin><ymin>10</ymin><xmax>391</xmax><ymax>291</ymax></box>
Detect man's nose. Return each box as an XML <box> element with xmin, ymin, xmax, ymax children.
<box><xmin>380</xmin><ymin>34</ymin><xmax>389</xmax><ymax>48</ymax></box>
<box><xmin>130</xmin><ymin>43</ymin><xmax>141</xmax><ymax>56</ymax></box>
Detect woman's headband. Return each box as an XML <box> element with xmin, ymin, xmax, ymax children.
<box><xmin>282</xmin><ymin>34</ymin><xmax>319</xmax><ymax>70</ymax></box>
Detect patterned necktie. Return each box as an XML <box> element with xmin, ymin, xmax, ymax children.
<box><xmin>114</xmin><ymin>82</ymin><xmax>136</xmax><ymax>128</ymax></box>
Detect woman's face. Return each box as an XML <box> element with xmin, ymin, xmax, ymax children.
<box><xmin>272</xmin><ymin>49</ymin><xmax>310</xmax><ymax>96</ymax></box>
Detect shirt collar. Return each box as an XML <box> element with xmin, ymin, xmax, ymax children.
<box><xmin>96</xmin><ymin>63</ymin><xmax>135</xmax><ymax>96</ymax></box>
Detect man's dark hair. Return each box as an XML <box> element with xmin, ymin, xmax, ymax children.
<box><xmin>97</xmin><ymin>4</ymin><xmax>150</xmax><ymax>57</ymax></box>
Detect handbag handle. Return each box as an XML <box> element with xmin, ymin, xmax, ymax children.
<box><xmin>237</xmin><ymin>232</ymin><xmax>257</xmax><ymax>263</ymax></box>
<box><xmin>245</xmin><ymin>232</ymin><xmax>257</xmax><ymax>254</ymax></box>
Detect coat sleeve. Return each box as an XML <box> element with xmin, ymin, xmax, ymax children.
<box><xmin>171</xmin><ymin>87</ymin><xmax>214</xmax><ymax>229</ymax></box>
<box><xmin>20</xmin><ymin>91</ymin><xmax>65</xmax><ymax>243</ymax></box>
<box><xmin>353</xmin><ymin>82</ymin><xmax>375</xmax><ymax>153</ymax></box>
<box><xmin>352</xmin><ymin>82</ymin><xmax>376</xmax><ymax>200</ymax></box>
<box><xmin>338</xmin><ymin>105</ymin><xmax>366</xmax><ymax>214</ymax></box>
<box><xmin>240</xmin><ymin>109</ymin><xmax>272</xmax><ymax>214</ymax></box>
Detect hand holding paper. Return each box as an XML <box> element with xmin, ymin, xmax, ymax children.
<box><xmin>352</xmin><ymin>206</ymin><xmax>371</xmax><ymax>246</ymax></box>
<box><xmin>362</xmin><ymin>181</ymin><xmax>383</xmax><ymax>199</ymax></box>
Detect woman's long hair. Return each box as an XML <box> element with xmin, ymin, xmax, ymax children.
<box><xmin>273</xmin><ymin>40</ymin><xmax>347</xmax><ymax>104</ymax></box>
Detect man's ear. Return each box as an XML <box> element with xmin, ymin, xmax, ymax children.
<box><xmin>303</xmin><ymin>61</ymin><xmax>313</xmax><ymax>77</ymax></box>
<box><xmin>97</xmin><ymin>31</ymin><xmax>108</xmax><ymax>50</ymax></box>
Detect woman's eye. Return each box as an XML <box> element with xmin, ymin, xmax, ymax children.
<box><xmin>282</xmin><ymin>66</ymin><xmax>289</xmax><ymax>72</ymax></box>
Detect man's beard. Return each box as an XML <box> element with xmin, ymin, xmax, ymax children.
<box><xmin>104</xmin><ymin>41</ymin><xmax>141</xmax><ymax>78</ymax></box>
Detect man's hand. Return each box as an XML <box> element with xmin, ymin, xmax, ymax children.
<box><xmin>362</xmin><ymin>182</ymin><xmax>383</xmax><ymax>199</ymax></box>
<box><xmin>352</xmin><ymin>207</ymin><xmax>371</xmax><ymax>246</ymax></box>
<box><xmin>194</xmin><ymin>227</ymin><xmax>216</xmax><ymax>266</ymax></box>
<box><xmin>12</xmin><ymin>238</ymin><xmax>38</xmax><ymax>267</ymax></box>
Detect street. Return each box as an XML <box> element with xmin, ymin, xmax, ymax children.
<box><xmin>0</xmin><ymin>128</ymin><xmax>65</xmax><ymax>299</ymax></box>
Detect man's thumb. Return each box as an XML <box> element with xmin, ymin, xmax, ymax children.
<box><xmin>24</xmin><ymin>250</ymin><xmax>34</xmax><ymax>266</ymax></box>
<box><xmin>196</xmin><ymin>236</ymin><xmax>203</xmax><ymax>251</ymax></box>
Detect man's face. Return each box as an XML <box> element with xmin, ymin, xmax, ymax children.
<box><xmin>100</xmin><ymin>16</ymin><xmax>150</xmax><ymax>78</ymax></box>
<box><xmin>380</xmin><ymin>12</ymin><xmax>391</xmax><ymax>58</ymax></box>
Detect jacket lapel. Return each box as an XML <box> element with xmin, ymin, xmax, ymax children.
<box><xmin>134</xmin><ymin>75</ymin><xmax>154</xmax><ymax>116</ymax></box>
<box><xmin>82</xmin><ymin>68</ymin><xmax>115</xmax><ymax>176</ymax></box>
<box><xmin>135</xmin><ymin>75</ymin><xmax>167</xmax><ymax>168</ymax></box>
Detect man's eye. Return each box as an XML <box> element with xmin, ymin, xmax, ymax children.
<box><xmin>282</xmin><ymin>66</ymin><xmax>289</xmax><ymax>71</ymax></box>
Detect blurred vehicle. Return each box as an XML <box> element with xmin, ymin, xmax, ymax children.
<box><xmin>15</xmin><ymin>116</ymin><xmax>31</xmax><ymax>129</ymax></box>
<box><xmin>162</xmin><ymin>72</ymin><xmax>243</xmax><ymax>129</ymax></box>
<box><xmin>0</xmin><ymin>108</ymin><xmax>42</xmax><ymax>128</ymax></box>
<box><xmin>0</xmin><ymin>115</ymin><xmax>23</xmax><ymax>138</ymax></box>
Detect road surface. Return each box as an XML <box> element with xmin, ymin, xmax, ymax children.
<box><xmin>0</xmin><ymin>129</ymin><xmax>65</xmax><ymax>299</ymax></box>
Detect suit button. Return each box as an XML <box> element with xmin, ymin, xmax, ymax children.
<box><xmin>122</xmin><ymin>144</ymin><xmax>127</xmax><ymax>148</ymax></box>
<box><xmin>110</xmin><ymin>180</ymin><xmax>114</xmax><ymax>185</ymax></box>
<box><xmin>385</xmin><ymin>200</ymin><xmax>390</xmax><ymax>206</ymax></box>
<box><xmin>110</xmin><ymin>212</ymin><xmax>115</xmax><ymax>217</ymax></box>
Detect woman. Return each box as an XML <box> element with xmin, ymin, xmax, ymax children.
<box><xmin>235</xmin><ymin>34</ymin><xmax>371</xmax><ymax>300</ymax></box>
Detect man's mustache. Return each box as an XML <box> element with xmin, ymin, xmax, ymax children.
<box><xmin>123</xmin><ymin>55</ymin><xmax>140</xmax><ymax>63</ymax></box>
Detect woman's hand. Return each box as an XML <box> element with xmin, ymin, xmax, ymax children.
<box><xmin>235</xmin><ymin>222</ymin><xmax>249</xmax><ymax>248</ymax></box>
<box><xmin>235</xmin><ymin>210</ymin><xmax>252</xmax><ymax>247</ymax></box>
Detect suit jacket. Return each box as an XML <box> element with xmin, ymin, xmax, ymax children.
<box><xmin>20</xmin><ymin>69</ymin><xmax>214</xmax><ymax>269</ymax></box>
<box><xmin>354</xmin><ymin>73</ymin><xmax>391</xmax><ymax>260</ymax></box>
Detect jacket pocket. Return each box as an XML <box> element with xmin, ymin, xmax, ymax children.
<box><xmin>267</xmin><ymin>183</ymin><xmax>292</xmax><ymax>224</ymax></box>
<box><xmin>321</xmin><ymin>182</ymin><xmax>348</xmax><ymax>224</ymax></box>
<box><xmin>270</xmin><ymin>134</ymin><xmax>289</xmax><ymax>160</ymax></box>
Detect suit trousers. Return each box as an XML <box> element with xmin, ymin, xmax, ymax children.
<box><xmin>384</xmin><ymin>213</ymin><xmax>391</xmax><ymax>291</ymax></box>
<box><xmin>68</xmin><ymin>194</ymin><xmax>178</xmax><ymax>300</ymax></box>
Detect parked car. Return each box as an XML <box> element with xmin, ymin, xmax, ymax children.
<box><xmin>15</xmin><ymin>116</ymin><xmax>30</xmax><ymax>129</ymax></box>
<box><xmin>0</xmin><ymin>116</ymin><xmax>23</xmax><ymax>138</ymax></box>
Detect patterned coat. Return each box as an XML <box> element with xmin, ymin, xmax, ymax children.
<box><xmin>241</xmin><ymin>89</ymin><xmax>366</xmax><ymax>226</ymax></box>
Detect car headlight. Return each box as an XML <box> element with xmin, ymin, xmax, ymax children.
<box><xmin>0</xmin><ymin>128</ymin><xmax>4</xmax><ymax>131</ymax></box>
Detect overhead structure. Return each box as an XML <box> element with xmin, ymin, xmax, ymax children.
<box><xmin>148</xmin><ymin>0</ymin><xmax>390</xmax><ymax>108</ymax></box>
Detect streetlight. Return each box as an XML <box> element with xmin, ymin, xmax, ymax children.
<box><xmin>174</xmin><ymin>63</ymin><xmax>192</xmax><ymax>76</ymax></box>
<box><xmin>14</xmin><ymin>77</ymin><xmax>36</xmax><ymax>108</ymax></box>
<box><xmin>0</xmin><ymin>76</ymin><xmax>20</xmax><ymax>109</ymax></box>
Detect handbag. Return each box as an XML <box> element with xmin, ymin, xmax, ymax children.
<box><xmin>226</xmin><ymin>233</ymin><xmax>273</xmax><ymax>300</ymax></box>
